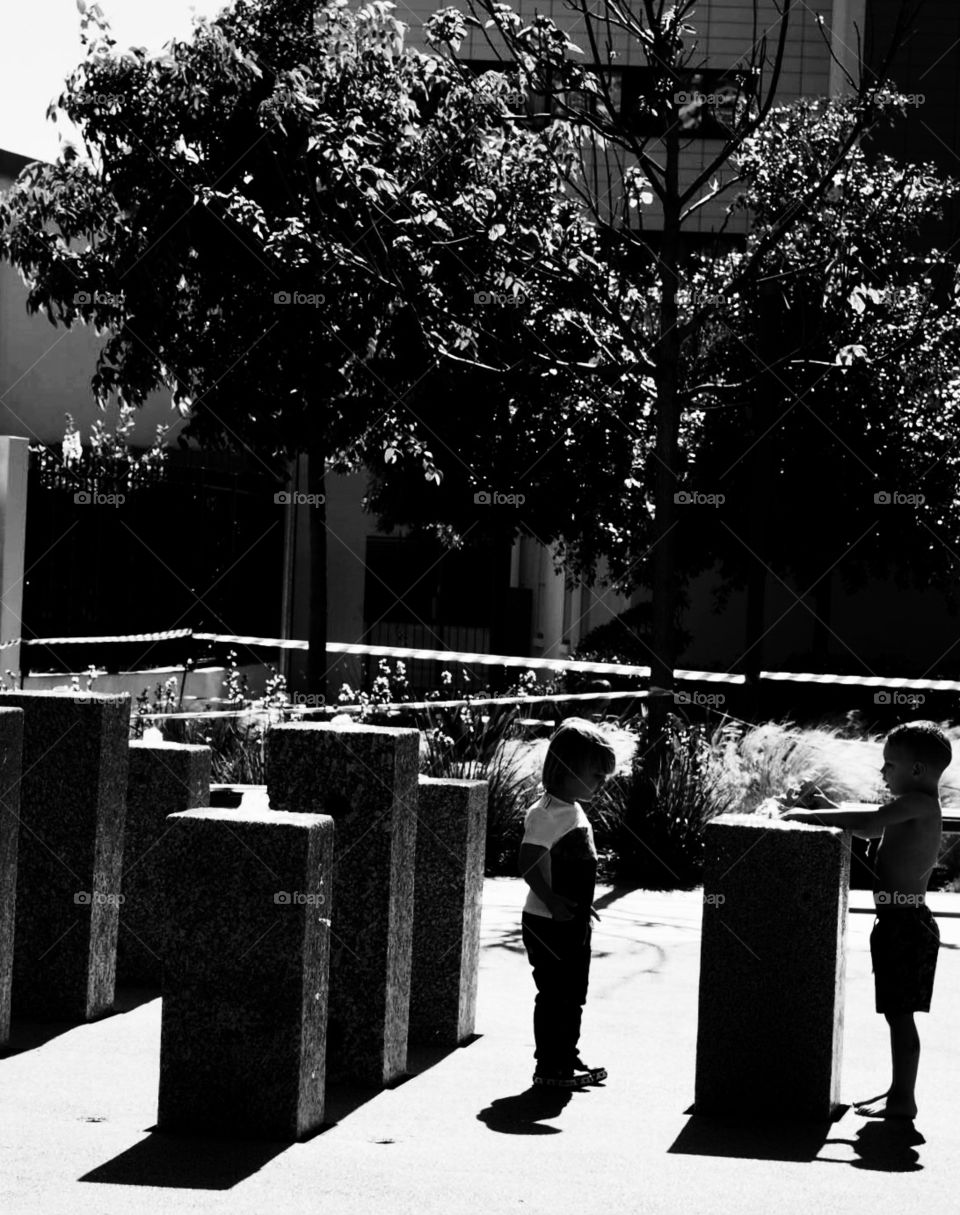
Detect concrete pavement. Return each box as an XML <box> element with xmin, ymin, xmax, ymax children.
<box><xmin>2</xmin><ymin>879</ymin><xmax>959</xmax><ymax>1214</ymax></box>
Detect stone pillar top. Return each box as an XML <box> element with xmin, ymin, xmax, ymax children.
<box><xmin>419</xmin><ymin>775</ymin><xmax>488</xmax><ymax>789</ymax></box>
<box><xmin>272</xmin><ymin>720</ymin><xmax>419</xmax><ymax>738</ymax></box>
<box><xmin>128</xmin><ymin>739</ymin><xmax>210</xmax><ymax>753</ymax></box>
<box><xmin>708</xmin><ymin>813</ymin><xmax>848</xmax><ymax>833</ymax></box>
<box><xmin>167</xmin><ymin>806</ymin><xmax>326</xmax><ymax>828</ymax></box>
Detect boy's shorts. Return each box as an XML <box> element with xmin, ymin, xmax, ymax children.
<box><xmin>870</xmin><ymin>904</ymin><xmax>940</xmax><ymax>1015</ymax></box>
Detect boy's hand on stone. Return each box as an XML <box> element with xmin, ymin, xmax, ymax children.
<box><xmin>549</xmin><ymin>894</ymin><xmax>578</xmax><ymax>922</ymax></box>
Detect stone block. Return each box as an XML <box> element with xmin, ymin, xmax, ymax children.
<box><xmin>157</xmin><ymin>807</ymin><xmax>333</xmax><ymax>1141</ymax></box>
<box><xmin>266</xmin><ymin>721</ymin><xmax>419</xmax><ymax>1086</ymax></box>
<box><xmin>0</xmin><ymin>707</ymin><xmax>23</xmax><ymax>1045</ymax></box>
<box><xmin>409</xmin><ymin>776</ymin><xmax>487</xmax><ymax>1046</ymax></box>
<box><xmin>117</xmin><ymin>741</ymin><xmax>211</xmax><ymax>986</ymax></box>
<box><xmin>0</xmin><ymin>691</ymin><xmax>130</xmax><ymax>1021</ymax></box>
<box><xmin>694</xmin><ymin>814</ymin><xmax>850</xmax><ymax>1121</ymax></box>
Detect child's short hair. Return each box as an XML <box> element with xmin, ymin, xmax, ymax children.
<box><xmin>542</xmin><ymin>717</ymin><xmax>617</xmax><ymax>795</ymax></box>
<box><xmin>886</xmin><ymin>721</ymin><xmax>953</xmax><ymax>774</ymax></box>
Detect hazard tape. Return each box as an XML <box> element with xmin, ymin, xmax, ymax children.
<box><xmin>5</xmin><ymin>628</ymin><xmax>960</xmax><ymax>692</ymax></box>
<box><xmin>2</xmin><ymin>629</ymin><xmax>193</xmax><ymax>650</ymax></box>
<box><xmin>761</xmin><ymin>670</ymin><xmax>960</xmax><ymax>692</ymax></box>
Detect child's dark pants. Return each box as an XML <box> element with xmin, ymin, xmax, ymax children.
<box><xmin>522</xmin><ymin>911</ymin><xmax>592</xmax><ymax>1068</ymax></box>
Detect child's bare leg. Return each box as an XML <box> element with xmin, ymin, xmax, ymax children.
<box><xmin>855</xmin><ymin>1013</ymin><xmax>919</xmax><ymax>1118</ymax></box>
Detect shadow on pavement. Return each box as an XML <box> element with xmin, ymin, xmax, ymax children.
<box><xmin>824</xmin><ymin>1119</ymin><xmax>925</xmax><ymax>1172</ymax></box>
<box><xmin>0</xmin><ymin>987</ymin><xmax>158</xmax><ymax>1058</ymax></box>
<box><xmin>79</xmin><ymin>1036</ymin><xmax>480</xmax><ymax>1188</ymax></box>
<box><xmin>669</xmin><ymin>1107</ymin><xmax>849</xmax><ymax>1162</ymax></box>
<box><xmin>477</xmin><ymin>1086</ymin><xmax>574</xmax><ymax>1134</ymax></box>
<box><xmin>79</xmin><ymin>1131</ymin><xmax>287</xmax><ymax>1190</ymax></box>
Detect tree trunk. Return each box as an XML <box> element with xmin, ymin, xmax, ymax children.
<box><xmin>648</xmin><ymin>125</ymin><xmax>682</xmax><ymax>732</ymax></box>
<box><xmin>306</xmin><ymin>439</ymin><xmax>328</xmax><ymax>701</ymax></box>
<box><xmin>810</xmin><ymin>573</ymin><xmax>832</xmax><ymax>672</ymax></box>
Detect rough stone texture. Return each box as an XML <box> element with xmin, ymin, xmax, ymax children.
<box><xmin>695</xmin><ymin>814</ymin><xmax>850</xmax><ymax>1121</ymax></box>
<box><xmin>940</xmin><ymin>820</ymin><xmax>960</xmax><ymax>879</ymax></box>
<box><xmin>266</xmin><ymin>722</ymin><xmax>419</xmax><ymax>1086</ymax></box>
<box><xmin>117</xmin><ymin>742</ymin><xmax>211</xmax><ymax>987</ymax></box>
<box><xmin>0</xmin><ymin>707</ymin><xmax>23</xmax><ymax>1045</ymax></box>
<box><xmin>409</xmin><ymin>776</ymin><xmax>488</xmax><ymax>1046</ymax></box>
<box><xmin>0</xmin><ymin>691</ymin><xmax>130</xmax><ymax>1021</ymax></box>
<box><xmin>157</xmin><ymin>807</ymin><xmax>333</xmax><ymax>1141</ymax></box>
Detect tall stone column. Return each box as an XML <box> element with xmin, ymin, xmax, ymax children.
<box><xmin>266</xmin><ymin>721</ymin><xmax>419</xmax><ymax>1086</ymax></box>
<box><xmin>409</xmin><ymin>776</ymin><xmax>487</xmax><ymax>1046</ymax></box>
<box><xmin>0</xmin><ymin>706</ymin><xmax>23</xmax><ymax>1044</ymax></box>
<box><xmin>0</xmin><ymin>691</ymin><xmax>129</xmax><ymax>1021</ymax></box>
<box><xmin>118</xmin><ymin>740</ymin><xmax>210</xmax><ymax>986</ymax></box>
<box><xmin>694</xmin><ymin>815</ymin><xmax>850</xmax><ymax>1120</ymax></box>
<box><xmin>158</xmin><ymin>806</ymin><xmax>334</xmax><ymax>1141</ymax></box>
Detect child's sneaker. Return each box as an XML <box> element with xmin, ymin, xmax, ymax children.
<box><xmin>570</xmin><ymin>1056</ymin><xmax>607</xmax><ymax>1084</ymax></box>
<box><xmin>532</xmin><ymin>1065</ymin><xmax>591</xmax><ymax>1089</ymax></box>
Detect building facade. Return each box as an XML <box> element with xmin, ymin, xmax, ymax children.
<box><xmin>3</xmin><ymin>0</ymin><xmax>960</xmax><ymax>693</ymax></box>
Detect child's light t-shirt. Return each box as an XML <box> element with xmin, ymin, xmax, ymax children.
<box><xmin>521</xmin><ymin>791</ymin><xmax>598</xmax><ymax>919</ymax></box>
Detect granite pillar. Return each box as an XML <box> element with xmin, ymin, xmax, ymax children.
<box><xmin>266</xmin><ymin>721</ymin><xmax>419</xmax><ymax>1086</ymax></box>
<box><xmin>409</xmin><ymin>776</ymin><xmax>488</xmax><ymax>1045</ymax></box>
<box><xmin>158</xmin><ymin>806</ymin><xmax>333</xmax><ymax>1141</ymax></box>
<box><xmin>0</xmin><ymin>691</ymin><xmax>130</xmax><ymax>1021</ymax></box>
<box><xmin>694</xmin><ymin>814</ymin><xmax>850</xmax><ymax>1121</ymax></box>
<box><xmin>117</xmin><ymin>741</ymin><xmax>211</xmax><ymax>986</ymax></box>
<box><xmin>0</xmin><ymin>707</ymin><xmax>23</xmax><ymax>1045</ymax></box>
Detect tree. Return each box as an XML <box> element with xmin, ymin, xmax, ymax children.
<box><xmin>377</xmin><ymin>0</ymin><xmax>920</xmax><ymax>721</ymax></box>
<box><xmin>684</xmin><ymin>92</ymin><xmax>960</xmax><ymax>680</ymax></box>
<box><xmin>0</xmin><ymin>0</ymin><xmax>592</xmax><ymax>694</ymax></box>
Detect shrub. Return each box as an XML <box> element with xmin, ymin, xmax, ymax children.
<box><xmin>605</xmin><ymin>715</ymin><xmax>741</xmax><ymax>888</ymax></box>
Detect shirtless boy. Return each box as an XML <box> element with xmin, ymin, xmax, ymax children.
<box><xmin>781</xmin><ymin>721</ymin><xmax>950</xmax><ymax>1120</ymax></box>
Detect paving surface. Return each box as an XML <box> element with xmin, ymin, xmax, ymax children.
<box><xmin>2</xmin><ymin>880</ymin><xmax>958</xmax><ymax>1215</ymax></box>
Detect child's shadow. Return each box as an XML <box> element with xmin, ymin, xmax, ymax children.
<box><xmin>828</xmin><ymin>1120</ymin><xmax>925</xmax><ymax>1172</ymax></box>
<box><xmin>477</xmin><ymin>1087</ymin><xmax>574</xmax><ymax>1134</ymax></box>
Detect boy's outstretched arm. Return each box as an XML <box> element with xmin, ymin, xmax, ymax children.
<box><xmin>518</xmin><ymin>843</ymin><xmax>577</xmax><ymax>920</ymax></box>
<box><xmin>781</xmin><ymin>796</ymin><xmax>920</xmax><ymax>838</ymax></box>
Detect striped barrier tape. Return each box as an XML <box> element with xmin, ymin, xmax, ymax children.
<box><xmin>5</xmin><ymin>628</ymin><xmax>960</xmax><ymax>691</ymax></box>
<box><xmin>2</xmin><ymin>629</ymin><xmax>193</xmax><ymax>649</ymax></box>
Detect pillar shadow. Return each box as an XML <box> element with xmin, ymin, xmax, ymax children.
<box><xmin>79</xmin><ymin>1129</ymin><xmax>287</xmax><ymax>1190</ymax></box>
<box><xmin>0</xmin><ymin>985</ymin><xmax>156</xmax><ymax>1057</ymax></box>
<box><xmin>668</xmin><ymin>1105</ymin><xmax>849</xmax><ymax>1162</ymax></box>
<box><xmin>321</xmin><ymin>1038</ymin><xmax>479</xmax><ymax>1127</ymax></box>
<box><xmin>80</xmin><ymin>1034</ymin><xmax>486</xmax><ymax>1187</ymax></box>
<box><xmin>477</xmin><ymin>1085</ymin><xmax>574</xmax><ymax>1134</ymax></box>
<box><xmin>823</xmin><ymin>1120</ymin><xmax>925</xmax><ymax>1172</ymax></box>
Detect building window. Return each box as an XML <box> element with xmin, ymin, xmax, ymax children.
<box><xmin>459</xmin><ymin>60</ymin><xmax>759</xmax><ymax>138</ymax></box>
